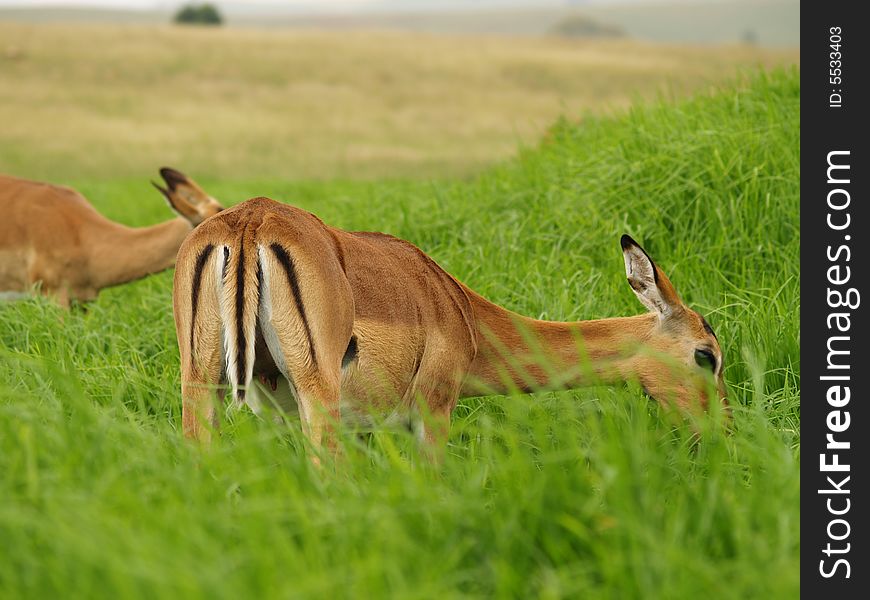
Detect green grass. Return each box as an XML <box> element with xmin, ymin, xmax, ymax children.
<box><xmin>0</xmin><ymin>68</ymin><xmax>799</xmax><ymax>599</ymax></box>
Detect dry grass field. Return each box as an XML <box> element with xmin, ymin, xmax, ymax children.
<box><xmin>0</xmin><ymin>22</ymin><xmax>797</xmax><ymax>181</ymax></box>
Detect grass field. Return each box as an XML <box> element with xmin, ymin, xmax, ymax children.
<box><xmin>0</xmin><ymin>66</ymin><xmax>800</xmax><ymax>598</ymax></box>
<box><xmin>0</xmin><ymin>23</ymin><xmax>796</xmax><ymax>181</ymax></box>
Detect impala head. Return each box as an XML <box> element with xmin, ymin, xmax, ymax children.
<box><xmin>620</xmin><ymin>234</ymin><xmax>727</xmax><ymax>415</ymax></box>
<box><xmin>152</xmin><ymin>167</ymin><xmax>223</xmax><ymax>226</ymax></box>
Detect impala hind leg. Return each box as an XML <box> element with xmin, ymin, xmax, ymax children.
<box><xmin>293</xmin><ymin>375</ymin><xmax>343</xmax><ymax>460</ymax></box>
<box><xmin>257</xmin><ymin>302</ymin><xmax>346</xmax><ymax>459</ymax></box>
<box><xmin>180</xmin><ymin>343</ymin><xmax>224</xmax><ymax>445</ymax></box>
<box><xmin>176</xmin><ymin>244</ymin><xmax>224</xmax><ymax>445</ymax></box>
<box><xmin>180</xmin><ymin>295</ymin><xmax>224</xmax><ymax>444</ymax></box>
<box><xmin>258</xmin><ymin>332</ymin><xmax>344</xmax><ymax>461</ymax></box>
<box><xmin>257</xmin><ymin>243</ymin><xmax>353</xmax><ymax>461</ymax></box>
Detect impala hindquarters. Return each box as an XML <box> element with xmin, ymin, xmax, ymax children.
<box><xmin>174</xmin><ymin>197</ymin><xmax>478</xmax><ymax>454</ymax></box>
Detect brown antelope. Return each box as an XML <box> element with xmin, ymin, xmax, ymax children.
<box><xmin>174</xmin><ymin>196</ymin><xmax>727</xmax><ymax>457</ymax></box>
<box><xmin>0</xmin><ymin>168</ymin><xmax>223</xmax><ymax>306</ymax></box>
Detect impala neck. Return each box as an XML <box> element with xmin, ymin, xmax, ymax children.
<box><xmin>460</xmin><ymin>289</ymin><xmax>658</xmax><ymax>397</ymax></box>
<box><xmin>90</xmin><ymin>218</ymin><xmax>193</xmax><ymax>289</ymax></box>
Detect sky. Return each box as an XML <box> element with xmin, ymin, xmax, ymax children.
<box><xmin>0</xmin><ymin>0</ymin><xmax>729</xmax><ymax>11</ymax></box>
<box><xmin>0</xmin><ymin>0</ymin><xmax>372</xmax><ymax>7</ymax></box>
<box><xmin>0</xmin><ymin>0</ymin><xmax>618</xmax><ymax>8</ymax></box>
<box><xmin>2</xmin><ymin>0</ymin><xmax>499</xmax><ymax>6</ymax></box>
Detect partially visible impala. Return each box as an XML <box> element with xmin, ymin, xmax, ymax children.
<box><xmin>0</xmin><ymin>168</ymin><xmax>223</xmax><ymax>306</ymax></box>
<box><xmin>174</xmin><ymin>197</ymin><xmax>727</xmax><ymax>457</ymax></box>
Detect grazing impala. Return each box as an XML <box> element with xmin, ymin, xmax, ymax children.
<box><xmin>174</xmin><ymin>196</ymin><xmax>727</xmax><ymax>456</ymax></box>
<box><xmin>0</xmin><ymin>168</ymin><xmax>223</xmax><ymax>306</ymax></box>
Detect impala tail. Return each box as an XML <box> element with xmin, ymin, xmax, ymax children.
<box><xmin>216</xmin><ymin>233</ymin><xmax>320</xmax><ymax>409</ymax></box>
<box><xmin>218</xmin><ymin>232</ymin><xmax>261</xmax><ymax>408</ymax></box>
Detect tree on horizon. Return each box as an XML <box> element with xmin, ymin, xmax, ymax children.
<box><xmin>174</xmin><ymin>3</ymin><xmax>223</xmax><ymax>26</ymax></box>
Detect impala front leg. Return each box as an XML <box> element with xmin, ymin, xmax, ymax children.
<box><xmin>411</xmin><ymin>346</ymin><xmax>473</xmax><ymax>463</ymax></box>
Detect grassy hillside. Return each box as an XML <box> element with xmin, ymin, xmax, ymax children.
<box><xmin>0</xmin><ymin>69</ymin><xmax>800</xmax><ymax>598</ymax></box>
<box><xmin>0</xmin><ymin>23</ymin><xmax>796</xmax><ymax>181</ymax></box>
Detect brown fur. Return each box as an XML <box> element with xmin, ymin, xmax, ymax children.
<box><xmin>0</xmin><ymin>168</ymin><xmax>222</xmax><ymax>306</ymax></box>
<box><xmin>174</xmin><ymin>198</ymin><xmax>727</xmax><ymax>456</ymax></box>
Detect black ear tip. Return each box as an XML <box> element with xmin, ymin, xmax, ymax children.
<box><xmin>620</xmin><ymin>234</ymin><xmax>638</xmax><ymax>250</ymax></box>
<box><xmin>159</xmin><ymin>167</ymin><xmax>187</xmax><ymax>189</ymax></box>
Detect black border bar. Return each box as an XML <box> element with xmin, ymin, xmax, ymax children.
<box><xmin>802</xmin><ymin>1</ymin><xmax>869</xmax><ymax>595</ymax></box>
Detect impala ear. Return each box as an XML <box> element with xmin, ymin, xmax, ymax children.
<box><xmin>153</xmin><ymin>167</ymin><xmax>222</xmax><ymax>224</ymax></box>
<box><xmin>621</xmin><ymin>234</ymin><xmax>682</xmax><ymax>319</ymax></box>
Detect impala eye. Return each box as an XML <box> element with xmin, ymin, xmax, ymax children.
<box><xmin>694</xmin><ymin>349</ymin><xmax>716</xmax><ymax>372</ymax></box>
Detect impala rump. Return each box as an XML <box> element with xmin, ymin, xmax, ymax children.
<box><xmin>183</xmin><ymin>229</ymin><xmax>356</xmax><ymax>424</ymax></box>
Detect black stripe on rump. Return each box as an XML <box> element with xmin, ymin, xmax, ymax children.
<box><xmin>235</xmin><ymin>240</ymin><xmax>247</xmax><ymax>400</ymax></box>
<box><xmin>189</xmin><ymin>244</ymin><xmax>215</xmax><ymax>358</ymax></box>
<box><xmin>222</xmin><ymin>246</ymin><xmax>230</xmax><ymax>281</ymax></box>
<box><xmin>270</xmin><ymin>243</ymin><xmax>318</xmax><ymax>368</ymax></box>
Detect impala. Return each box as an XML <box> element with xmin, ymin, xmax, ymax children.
<box><xmin>174</xmin><ymin>196</ymin><xmax>727</xmax><ymax>456</ymax></box>
<box><xmin>0</xmin><ymin>168</ymin><xmax>223</xmax><ymax>306</ymax></box>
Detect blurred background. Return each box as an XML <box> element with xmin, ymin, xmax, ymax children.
<box><xmin>0</xmin><ymin>0</ymin><xmax>799</xmax><ymax>183</ymax></box>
